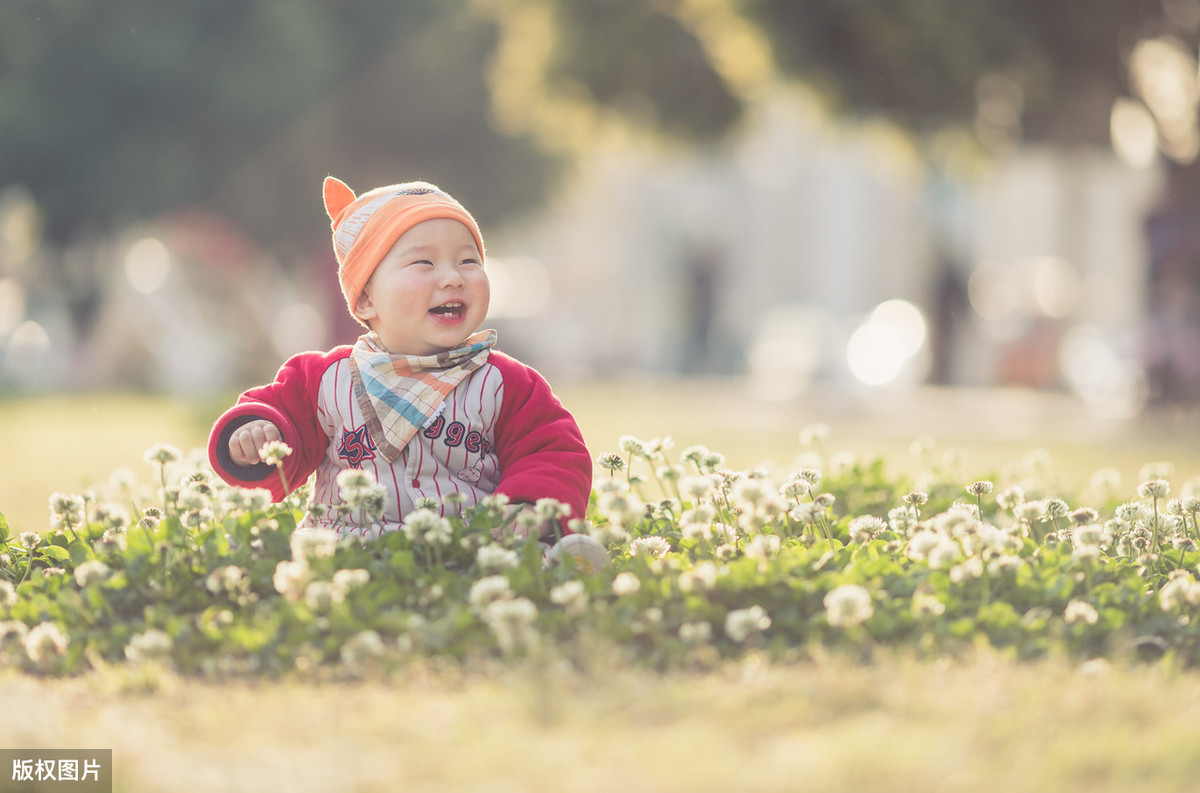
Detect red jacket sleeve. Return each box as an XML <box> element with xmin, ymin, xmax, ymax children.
<box><xmin>489</xmin><ymin>352</ymin><xmax>593</xmax><ymax>522</ymax></box>
<box><xmin>207</xmin><ymin>347</ymin><xmax>351</xmax><ymax>500</ymax></box>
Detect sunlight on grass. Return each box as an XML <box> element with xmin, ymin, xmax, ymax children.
<box><xmin>0</xmin><ymin>394</ymin><xmax>212</xmax><ymax>533</ymax></box>
<box><xmin>2</xmin><ymin>650</ymin><xmax>1199</xmax><ymax>793</ymax></box>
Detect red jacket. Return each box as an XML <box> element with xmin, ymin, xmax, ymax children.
<box><xmin>207</xmin><ymin>347</ymin><xmax>592</xmax><ymax>535</ymax></box>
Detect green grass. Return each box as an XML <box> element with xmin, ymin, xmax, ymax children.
<box><xmin>6</xmin><ymin>382</ymin><xmax>1200</xmax><ymax>793</ymax></box>
<box><xmin>4</xmin><ymin>380</ymin><xmax>1200</xmax><ymax>530</ymax></box>
<box><xmin>3</xmin><ymin>650</ymin><xmax>1200</xmax><ymax>792</ymax></box>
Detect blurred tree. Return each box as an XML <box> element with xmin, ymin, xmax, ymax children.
<box><xmin>1</xmin><ymin>0</ymin><xmax>1187</xmax><ymax>246</ymax></box>
<box><xmin>746</xmin><ymin>0</ymin><xmax>1168</xmax><ymax>145</ymax></box>
<box><xmin>474</xmin><ymin>0</ymin><xmax>1177</xmax><ymax>154</ymax></box>
<box><xmin>0</xmin><ymin>0</ymin><xmax>553</xmax><ymax>244</ymax></box>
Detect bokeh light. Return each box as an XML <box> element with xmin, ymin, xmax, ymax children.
<box><xmin>1058</xmin><ymin>324</ymin><xmax>1147</xmax><ymax>417</ymax></box>
<box><xmin>124</xmin><ymin>237</ymin><xmax>173</xmax><ymax>294</ymax></box>
<box><xmin>270</xmin><ymin>301</ymin><xmax>327</xmax><ymax>358</ymax></box>
<box><xmin>1110</xmin><ymin>98</ymin><xmax>1159</xmax><ymax>168</ymax></box>
<box><xmin>968</xmin><ymin>256</ymin><xmax>1080</xmax><ymax>323</ymax></box>
<box><xmin>0</xmin><ymin>277</ymin><xmax>26</xmax><ymax>337</ymax></box>
<box><xmin>486</xmin><ymin>256</ymin><xmax>551</xmax><ymax>319</ymax></box>
<box><xmin>1129</xmin><ymin>36</ymin><xmax>1200</xmax><ymax>163</ymax></box>
<box><xmin>845</xmin><ymin>299</ymin><xmax>928</xmax><ymax>387</ymax></box>
<box><xmin>747</xmin><ymin>304</ymin><xmax>832</xmax><ymax>399</ymax></box>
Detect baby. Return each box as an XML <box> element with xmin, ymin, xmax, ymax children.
<box><xmin>207</xmin><ymin>177</ymin><xmax>606</xmax><ymax>568</ymax></box>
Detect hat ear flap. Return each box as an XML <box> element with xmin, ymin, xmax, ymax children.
<box><xmin>323</xmin><ymin>176</ymin><xmax>356</xmax><ymax>222</ymax></box>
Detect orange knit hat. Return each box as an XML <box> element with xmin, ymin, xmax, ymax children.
<box><xmin>323</xmin><ymin>176</ymin><xmax>486</xmax><ymax>324</ymax></box>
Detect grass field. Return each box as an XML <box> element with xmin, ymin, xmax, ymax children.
<box><xmin>4</xmin><ymin>379</ymin><xmax>1200</xmax><ymax>532</ymax></box>
<box><xmin>6</xmin><ymin>381</ymin><xmax>1200</xmax><ymax>793</ymax></box>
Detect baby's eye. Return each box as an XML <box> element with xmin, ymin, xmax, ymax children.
<box><xmin>408</xmin><ymin>259</ymin><xmax>435</xmax><ymax>267</ymax></box>
<box><xmin>460</xmin><ymin>258</ymin><xmax>481</xmax><ymax>267</ymax></box>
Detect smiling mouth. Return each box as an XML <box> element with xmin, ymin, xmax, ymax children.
<box><xmin>429</xmin><ymin>302</ymin><xmax>465</xmax><ymax>319</ymax></box>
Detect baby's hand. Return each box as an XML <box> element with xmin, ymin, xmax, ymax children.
<box><xmin>229</xmin><ymin>420</ymin><xmax>282</xmax><ymax>467</ymax></box>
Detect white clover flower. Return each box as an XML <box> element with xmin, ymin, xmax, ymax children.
<box><xmin>108</xmin><ymin>466</ymin><xmax>139</xmax><ymax>493</ymax></box>
<box><xmin>340</xmin><ymin>629</ymin><xmax>386</xmax><ymax>667</ymax></box>
<box><xmin>680</xmin><ymin>475</ymin><xmax>716</xmax><ymax>503</ymax></box>
<box><xmin>0</xmin><ymin>620</ymin><xmax>29</xmax><ymax>648</ymax></box>
<box><xmin>592</xmin><ymin>523</ymin><xmax>630</xmax><ymax>547</ymax></box>
<box><xmin>1139</xmin><ymin>461</ymin><xmax>1174</xmax><ymax>481</ymax></box>
<box><xmin>241</xmin><ymin>488</ymin><xmax>273</xmax><ymax>512</ymax></box>
<box><xmin>949</xmin><ymin>557</ymin><xmax>985</xmax><ymax>583</ymax></box>
<box><xmin>743</xmin><ymin>533</ymin><xmax>781</xmax><ymax>560</ymax></box>
<box><xmin>73</xmin><ymin>560</ymin><xmax>110</xmax><ymax>588</ymax></box>
<box><xmin>19</xmin><ymin>532</ymin><xmax>41</xmax><ymax>551</ymax></box>
<box><xmin>886</xmin><ymin>506</ymin><xmax>917</xmax><ymax>536</ymax></box>
<box><xmin>48</xmin><ymin>492</ymin><xmax>86</xmax><ymax>529</ymax></box>
<box><xmin>1115</xmin><ymin>501</ymin><xmax>1150</xmax><ymax>525</ymax></box>
<box><xmin>1042</xmin><ymin>499</ymin><xmax>1069</xmax><ymax>520</ymax></box>
<box><xmin>910</xmin><ymin>436</ymin><xmax>935</xmax><ymax>456</ymax></box>
<box><xmin>829</xmin><ymin>452</ymin><xmax>857</xmax><ymax>476</ymax></box>
<box><xmin>336</xmin><ymin>469</ymin><xmax>375</xmax><ymax>493</ymax></box>
<box><xmin>481</xmin><ymin>596</ymin><xmax>539</xmax><ymax>654</ymax></box>
<box><xmin>305</xmin><ymin>580</ymin><xmax>344</xmax><ymax>611</ymax></box>
<box><xmin>333</xmin><ymin>568</ymin><xmax>370</xmax><ymax>594</ymax></box>
<box><xmin>477</xmin><ymin>544</ymin><xmax>520</xmax><ymax>572</ymax></box>
<box><xmin>925</xmin><ymin>536</ymin><xmax>962</xmax><ymax>569</ymax></box>
<box><xmin>1159</xmin><ymin>571</ymin><xmax>1200</xmax><ymax>610</ymax></box>
<box><xmin>469</xmin><ymin>575</ymin><xmax>512</xmax><ymax>612</ymax></box>
<box><xmin>678</xmin><ymin>560</ymin><xmax>719</xmax><ymax>593</ymax></box>
<box><xmin>619</xmin><ymin>435</ymin><xmax>647</xmax><ymax>457</ymax></box>
<box><xmin>849</xmin><ymin>516</ymin><xmax>886</xmax><ymax>543</ymax></box>
<box><xmin>681</xmin><ymin>503</ymin><xmax>717</xmax><ymax>527</ymax></box>
<box><xmin>629</xmin><ymin>536</ymin><xmax>671</xmax><ymax>559</ymax></box>
<box><xmin>92</xmin><ymin>502</ymin><xmax>130</xmax><ymax>531</ymax></box>
<box><xmin>422</xmin><ymin>517</ymin><xmax>454</xmax><ymax>546</ymax></box>
<box><xmin>273</xmin><ymin>559</ymin><xmax>309</xmax><ymax>602</ymax></box>
<box><xmin>24</xmin><ymin>622</ymin><xmax>69</xmax><ymax>666</ymax></box>
<box><xmin>0</xmin><ymin>580</ymin><xmax>16</xmax><ymax>608</ymax></box>
<box><xmin>911</xmin><ymin>591</ymin><xmax>946</xmax><ymax>617</ymax></box>
<box><xmin>259</xmin><ymin>440</ymin><xmax>293</xmax><ymax>465</ymax></box>
<box><xmin>798</xmin><ymin>423</ymin><xmax>830</xmax><ymax>446</ymax></box>
<box><xmin>596</xmin><ymin>452</ymin><xmax>626</xmax><ymax>473</ymax></box>
<box><xmin>125</xmin><ymin>628</ymin><xmax>173</xmax><ymax>662</ymax></box>
<box><xmin>143</xmin><ymin>443</ymin><xmax>182</xmax><ymax>467</ymax></box>
<box><xmin>725</xmin><ymin>605</ymin><xmax>771</xmax><ymax>642</ymax></box>
<box><xmin>535</xmin><ymin>498</ymin><xmax>571</xmax><ymax>523</ymax></box>
<box><xmin>612</xmin><ymin>572</ymin><xmax>642</xmax><ymax>597</ymax></box>
<box><xmin>596</xmin><ymin>488</ymin><xmax>645</xmax><ymax>528</ymax></box>
<box><xmin>1138</xmin><ymin>479</ymin><xmax>1171</xmax><ymax>500</ymax></box>
<box><xmin>290</xmin><ymin>528</ymin><xmax>339</xmax><ymax>560</ymax></box>
<box><xmin>965</xmin><ymin>480</ymin><xmax>994</xmax><ymax>497</ymax></box>
<box><xmin>790</xmin><ymin>503</ymin><xmax>821</xmax><ymax>524</ymax></box>
<box><xmin>987</xmin><ymin>554</ymin><xmax>1024</xmax><ymax>575</ymax></box>
<box><xmin>204</xmin><ymin>565</ymin><xmax>246</xmax><ymax>595</ymax></box>
<box><xmin>824</xmin><ymin>585</ymin><xmax>873</xmax><ymax>627</ymax></box>
<box><xmin>679</xmin><ymin>621</ymin><xmax>713</xmax><ymax>643</ymax></box>
<box><xmin>1014</xmin><ymin>500</ymin><xmax>1044</xmax><ymax>524</ymax></box>
<box><xmin>732</xmin><ymin>477</ymin><xmax>769</xmax><ymax>507</ymax></box>
<box><xmin>549</xmin><ymin>580</ymin><xmax>588</xmax><ymax>615</ymax></box>
<box><xmin>1064</xmin><ymin>599</ymin><xmax>1099</xmax><ymax>626</ymax></box>
<box><xmin>1072</xmin><ymin>523</ymin><xmax>1110</xmax><ymax>548</ymax></box>
<box><xmin>995</xmin><ymin>486</ymin><xmax>1025</xmax><ymax>511</ymax></box>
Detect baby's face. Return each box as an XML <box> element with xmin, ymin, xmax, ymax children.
<box><xmin>355</xmin><ymin>218</ymin><xmax>490</xmax><ymax>355</ymax></box>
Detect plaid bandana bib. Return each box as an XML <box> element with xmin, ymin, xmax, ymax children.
<box><xmin>349</xmin><ymin>330</ymin><xmax>497</xmax><ymax>462</ymax></box>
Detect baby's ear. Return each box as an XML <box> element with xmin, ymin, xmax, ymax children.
<box><xmin>323</xmin><ymin>176</ymin><xmax>356</xmax><ymax>221</ymax></box>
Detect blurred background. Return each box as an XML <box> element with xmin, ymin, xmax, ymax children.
<box><xmin>4</xmin><ymin>1</ymin><xmax>1200</xmax><ymax>441</ymax></box>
